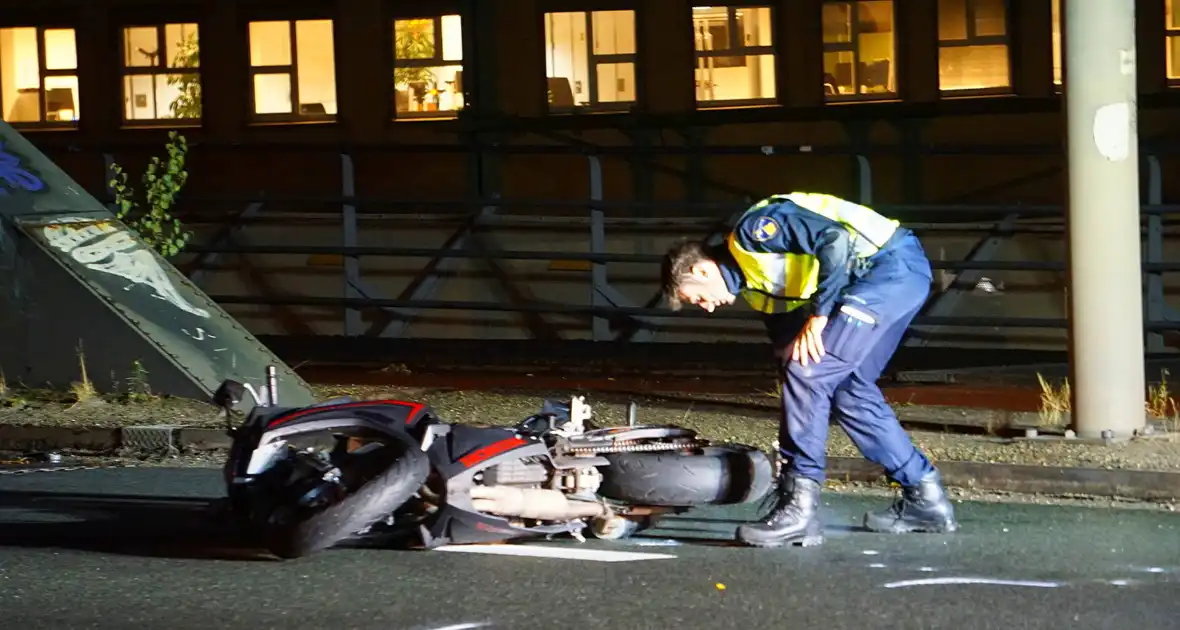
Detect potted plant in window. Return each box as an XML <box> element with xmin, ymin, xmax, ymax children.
<box><xmin>167</xmin><ymin>30</ymin><xmax>201</xmax><ymax>119</ymax></box>
<box><xmin>394</xmin><ymin>22</ymin><xmax>437</xmax><ymax>112</ymax></box>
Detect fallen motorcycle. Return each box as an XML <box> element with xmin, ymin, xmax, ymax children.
<box><xmin>215</xmin><ymin>367</ymin><xmax>774</xmax><ymax>559</ymax></box>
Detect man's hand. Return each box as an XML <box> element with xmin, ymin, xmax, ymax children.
<box><xmin>790</xmin><ymin>315</ymin><xmax>828</xmax><ymax>366</ymax></box>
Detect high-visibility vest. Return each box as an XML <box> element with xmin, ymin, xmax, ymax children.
<box><xmin>726</xmin><ymin>193</ymin><xmax>901</xmax><ymax>314</ymax></box>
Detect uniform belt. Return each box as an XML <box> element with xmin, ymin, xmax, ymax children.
<box><xmin>869</xmin><ymin>227</ymin><xmax>911</xmax><ymax>259</ymax></box>
<box><xmin>852</xmin><ymin>228</ymin><xmax>913</xmax><ymax>276</ymax></box>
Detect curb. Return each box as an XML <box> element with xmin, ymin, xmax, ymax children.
<box><xmin>825</xmin><ymin>458</ymin><xmax>1180</xmax><ymax>503</ymax></box>
<box><xmin>2</xmin><ymin>424</ymin><xmax>1178</xmax><ymax>503</ymax></box>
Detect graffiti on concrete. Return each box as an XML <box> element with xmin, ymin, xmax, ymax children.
<box><xmin>183</xmin><ymin>327</ymin><xmax>216</xmax><ymax>341</ymax></box>
<box><xmin>0</xmin><ymin>139</ymin><xmax>46</xmax><ymax>196</ymax></box>
<box><xmin>42</xmin><ymin>217</ymin><xmax>210</xmax><ymax>318</ymax></box>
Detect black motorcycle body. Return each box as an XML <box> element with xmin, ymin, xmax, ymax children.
<box><xmin>215</xmin><ymin>368</ymin><xmax>774</xmax><ymax>558</ymax></box>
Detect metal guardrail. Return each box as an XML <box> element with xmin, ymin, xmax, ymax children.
<box><xmin>99</xmin><ymin>146</ymin><xmax>1179</xmax><ymax>345</ymax></box>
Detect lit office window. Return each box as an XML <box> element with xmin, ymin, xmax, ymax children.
<box><xmin>822</xmin><ymin>1</ymin><xmax>896</xmax><ymax>99</ymax></box>
<box><xmin>122</xmin><ymin>24</ymin><xmax>201</xmax><ymax>122</ymax></box>
<box><xmin>248</xmin><ymin>19</ymin><xmax>337</xmax><ymax>119</ymax></box>
<box><xmin>692</xmin><ymin>5</ymin><xmax>776</xmax><ymax>105</ymax></box>
<box><xmin>393</xmin><ymin>15</ymin><xmax>464</xmax><ymax>118</ymax></box>
<box><xmin>0</xmin><ymin>27</ymin><xmax>80</xmax><ymax>125</ymax></box>
<box><xmin>937</xmin><ymin>0</ymin><xmax>1011</xmax><ymax>93</ymax></box>
<box><xmin>1168</xmin><ymin>0</ymin><xmax>1180</xmax><ymax>83</ymax></box>
<box><xmin>1051</xmin><ymin>0</ymin><xmax>1061</xmax><ymax>87</ymax></box>
<box><xmin>544</xmin><ymin>10</ymin><xmax>637</xmax><ymax>111</ymax></box>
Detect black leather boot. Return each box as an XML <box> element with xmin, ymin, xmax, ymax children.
<box><xmin>736</xmin><ymin>473</ymin><xmax>824</xmax><ymax>548</ymax></box>
<box><xmin>863</xmin><ymin>470</ymin><xmax>958</xmax><ymax>534</ymax></box>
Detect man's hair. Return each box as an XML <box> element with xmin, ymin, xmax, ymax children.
<box><xmin>660</xmin><ymin>239</ymin><xmax>714</xmax><ymax>311</ymax></box>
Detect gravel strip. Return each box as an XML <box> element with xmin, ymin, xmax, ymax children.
<box><xmin>3</xmin><ymin>384</ymin><xmax>1179</xmax><ymax>473</ymax></box>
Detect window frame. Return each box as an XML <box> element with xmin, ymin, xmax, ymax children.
<box><xmin>244</xmin><ymin>14</ymin><xmax>339</xmax><ymax>124</ymax></box>
<box><xmin>936</xmin><ymin>0</ymin><xmax>1013</xmax><ymax>96</ymax></box>
<box><xmin>0</xmin><ymin>24</ymin><xmax>81</xmax><ymax>129</ymax></box>
<box><xmin>821</xmin><ymin>0</ymin><xmax>898</xmax><ymax>102</ymax></box>
<box><xmin>391</xmin><ymin>12</ymin><xmax>467</xmax><ymax>121</ymax></box>
<box><xmin>1167</xmin><ymin>0</ymin><xmax>1180</xmax><ymax>86</ymax></box>
<box><xmin>691</xmin><ymin>3</ymin><xmax>779</xmax><ymax>108</ymax></box>
<box><xmin>541</xmin><ymin>8</ymin><xmax>640</xmax><ymax>114</ymax></box>
<box><xmin>118</xmin><ymin>22</ymin><xmax>202</xmax><ymax>126</ymax></box>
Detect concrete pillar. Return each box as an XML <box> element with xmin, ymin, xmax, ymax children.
<box><xmin>336</xmin><ymin>0</ymin><xmax>386</xmax><ymax>143</ymax></box>
<box><xmin>74</xmin><ymin>3</ymin><xmax>115</xmax><ymax>143</ymax></box>
<box><xmin>201</xmin><ymin>0</ymin><xmax>245</xmax><ymax>143</ymax></box>
<box><xmin>1013</xmin><ymin>0</ymin><xmax>1055</xmax><ymax>98</ymax></box>
<box><xmin>781</xmin><ymin>0</ymin><xmax>822</xmax><ymax>108</ymax></box>
<box><xmin>1062</xmin><ymin>0</ymin><xmax>1146</xmax><ymax>438</ymax></box>
<box><xmin>639</xmin><ymin>0</ymin><xmax>693</xmax><ymax>114</ymax></box>
<box><xmin>897</xmin><ymin>0</ymin><xmax>939</xmax><ymax>103</ymax></box>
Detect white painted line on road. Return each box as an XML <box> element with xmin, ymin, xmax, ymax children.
<box><xmin>427</xmin><ymin>623</ymin><xmax>492</xmax><ymax>630</ymax></box>
<box><xmin>883</xmin><ymin>577</ymin><xmax>1061</xmax><ymax>589</ymax></box>
<box><xmin>435</xmin><ymin>544</ymin><xmax>676</xmax><ymax>562</ymax></box>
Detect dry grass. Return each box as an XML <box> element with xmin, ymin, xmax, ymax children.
<box><xmin>1036</xmin><ymin>369</ymin><xmax>1180</xmax><ymax>433</ymax></box>
<box><xmin>1147</xmin><ymin>369</ymin><xmax>1180</xmax><ymax>431</ymax></box>
<box><xmin>68</xmin><ymin>348</ymin><xmax>98</xmax><ymax>406</ymax></box>
<box><xmin>1036</xmin><ymin>372</ymin><xmax>1071</xmax><ymax>427</ymax></box>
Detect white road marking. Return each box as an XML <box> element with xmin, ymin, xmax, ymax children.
<box><xmin>435</xmin><ymin>544</ymin><xmax>676</xmax><ymax>562</ymax></box>
<box><xmin>883</xmin><ymin>577</ymin><xmax>1061</xmax><ymax>589</ymax></box>
<box><xmin>427</xmin><ymin>624</ymin><xmax>492</xmax><ymax>630</ymax></box>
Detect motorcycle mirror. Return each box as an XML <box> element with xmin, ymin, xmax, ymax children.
<box><xmin>213</xmin><ymin>380</ymin><xmax>245</xmax><ymax>409</ymax></box>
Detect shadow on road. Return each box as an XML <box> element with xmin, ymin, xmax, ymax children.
<box><xmin>0</xmin><ymin>490</ymin><xmax>275</xmax><ymax>561</ymax></box>
<box><xmin>0</xmin><ymin>490</ymin><xmax>869</xmax><ymax>558</ymax></box>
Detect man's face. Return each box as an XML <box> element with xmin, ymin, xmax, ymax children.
<box><xmin>675</xmin><ymin>260</ymin><xmax>735</xmax><ymax>313</ymax></box>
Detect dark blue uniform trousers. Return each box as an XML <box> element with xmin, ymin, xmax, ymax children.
<box><xmin>770</xmin><ymin>231</ymin><xmax>935</xmax><ymax>487</ymax></box>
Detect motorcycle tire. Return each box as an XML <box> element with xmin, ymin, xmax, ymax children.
<box><xmin>596</xmin><ymin>444</ymin><xmax>774</xmax><ymax>507</ymax></box>
<box><xmin>265</xmin><ymin>442</ymin><xmax>430</xmax><ymax>559</ymax></box>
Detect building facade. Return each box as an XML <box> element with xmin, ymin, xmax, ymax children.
<box><xmin>3</xmin><ymin>0</ymin><xmax>1179</xmax><ymax>347</ymax></box>
<box><xmin>1</xmin><ymin>0</ymin><xmax>1178</xmax><ymax>205</ymax></box>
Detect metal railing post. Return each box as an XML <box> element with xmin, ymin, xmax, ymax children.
<box><xmin>856</xmin><ymin>154</ymin><xmax>872</xmax><ymax>205</ymax></box>
<box><xmin>341</xmin><ymin>152</ymin><xmax>362</xmax><ymax>336</ymax></box>
<box><xmin>1145</xmin><ymin>154</ymin><xmax>1165</xmax><ymax>353</ymax></box>
<box><xmin>588</xmin><ymin>155</ymin><xmax>609</xmax><ymax>341</ymax></box>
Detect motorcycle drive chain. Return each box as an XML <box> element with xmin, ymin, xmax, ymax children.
<box><xmin>565</xmin><ymin>438</ymin><xmax>705</xmax><ymax>455</ymax></box>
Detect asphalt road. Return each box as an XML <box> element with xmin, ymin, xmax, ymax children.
<box><xmin>2</xmin><ymin>468</ymin><xmax>1179</xmax><ymax>630</ymax></box>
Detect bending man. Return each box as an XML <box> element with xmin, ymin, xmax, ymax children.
<box><xmin>661</xmin><ymin>192</ymin><xmax>958</xmax><ymax>548</ymax></box>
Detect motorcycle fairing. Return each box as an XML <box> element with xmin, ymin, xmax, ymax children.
<box><xmin>263</xmin><ymin>399</ymin><xmax>435</xmax><ymax>431</ymax></box>
<box><xmin>223</xmin><ymin>399</ymin><xmax>437</xmax><ymax>489</ymax></box>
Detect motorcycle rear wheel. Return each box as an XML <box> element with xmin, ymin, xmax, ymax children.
<box><xmin>596</xmin><ymin>444</ymin><xmax>773</xmax><ymax>507</ymax></box>
<box><xmin>265</xmin><ymin>436</ymin><xmax>430</xmax><ymax>559</ymax></box>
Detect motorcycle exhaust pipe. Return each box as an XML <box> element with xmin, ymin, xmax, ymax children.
<box><xmin>470</xmin><ymin>485</ymin><xmax>606</xmax><ymax>520</ymax></box>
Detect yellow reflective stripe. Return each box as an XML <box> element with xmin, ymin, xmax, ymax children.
<box><xmin>739</xmin><ymin>290</ymin><xmax>809</xmax><ymax>314</ymax></box>
<box><xmin>727</xmin><ymin>233</ymin><xmax>821</xmax><ymax>305</ymax></box>
<box><xmin>748</xmin><ymin>192</ymin><xmax>901</xmax><ymax>258</ymax></box>
<box><xmin>785</xmin><ymin>192</ymin><xmax>900</xmax><ymax>251</ymax></box>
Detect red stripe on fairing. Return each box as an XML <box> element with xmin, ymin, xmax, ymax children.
<box><xmin>266</xmin><ymin>400</ymin><xmax>426</xmax><ymax>428</ymax></box>
<box><xmin>458</xmin><ymin>437</ymin><xmax>529</xmax><ymax>468</ymax></box>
